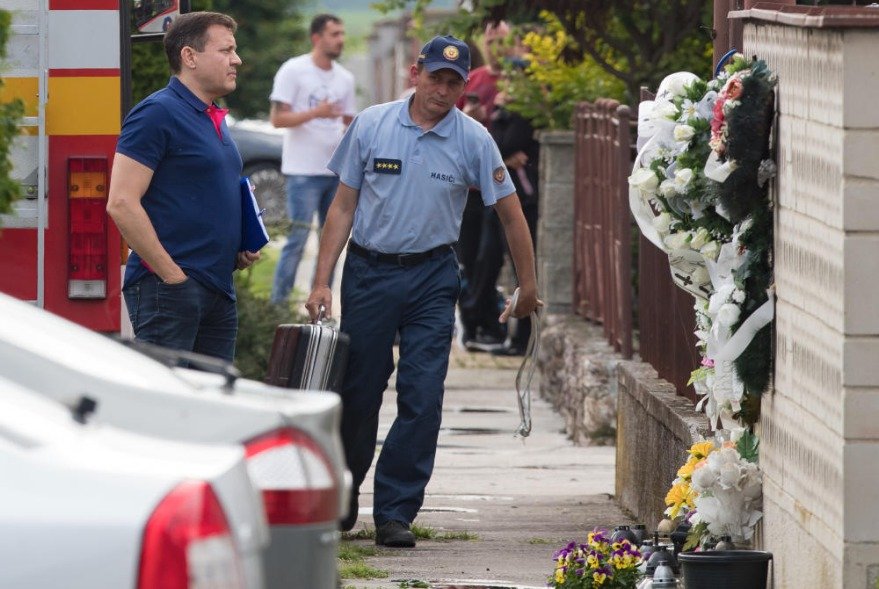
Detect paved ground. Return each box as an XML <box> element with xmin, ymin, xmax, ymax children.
<box><xmin>340</xmin><ymin>349</ymin><xmax>634</xmax><ymax>589</ymax></box>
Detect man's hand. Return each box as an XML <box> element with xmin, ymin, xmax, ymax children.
<box><xmin>462</xmin><ymin>100</ymin><xmax>487</xmax><ymax>123</ymax></box>
<box><xmin>305</xmin><ymin>285</ymin><xmax>333</xmax><ymax>322</ymax></box>
<box><xmin>312</xmin><ymin>99</ymin><xmax>342</xmax><ymax>120</ymax></box>
<box><xmin>499</xmin><ymin>286</ymin><xmax>543</xmax><ymax>323</ymax></box>
<box><xmin>504</xmin><ymin>151</ymin><xmax>528</xmax><ymax>170</ymax></box>
<box><xmin>236</xmin><ymin>250</ymin><xmax>260</xmax><ymax>270</ymax></box>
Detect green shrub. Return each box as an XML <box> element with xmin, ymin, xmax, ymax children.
<box><xmin>234</xmin><ymin>269</ymin><xmax>307</xmax><ymax>380</ymax></box>
<box><xmin>0</xmin><ymin>8</ymin><xmax>24</xmax><ymax>219</ymax></box>
<box><xmin>500</xmin><ymin>13</ymin><xmax>625</xmax><ymax>130</ymax></box>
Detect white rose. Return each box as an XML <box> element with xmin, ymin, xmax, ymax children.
<box><xmin>673</xmin><ymin>168</ymin><xmax>694</xmax><ymax>193</ymax></box>
<box><xmin>659</xmin><ymin>178</ymin><xmax>677</xmax><ymax>198</ymax></box>
<box><xmin>652</xmin><ymin>101</ymin><xmax>679</xmax><ymax>121</ymax></box>
<box><xmin>718</xmin><ymin>461</ymin><xmax>743</xmax><ymax>489</ymax></box>
<box><xmin>664</xmin><ymin>232</ymin><xmax>689</xmax><ymax>251</ymax></box>
<box><xmin>691</xmin><ymin>464</ymin><xmax>718</xmax><ymax>491</ymax></box>
<box><xmin>652</xmin><ymin>212</ymin><xmax>672</xmax><ymax>235</ymax></box>
<box><xmin>691</xmin><ymin>266</ymin><xmax>709</xmax><ymax>286</ymax></box>
<box><xmin>700</xmin><ymin>241</ymin><xmax>720</xmax><ymax>261</ymax></box>
<box><xmin>690</xmin><ymin>227</ymin><xmax>711</xmax><ymax>250</ymax></box>
<box><xmin>628</xmin><ymin>167</ymin><xmax>660</xmax><ymax>193</ymax></box>
<box><xmin>708</xmin><ymin>284</ymin><xmax>736</xmax><ymax>314</ymax></box>
<box><xmin>716</xmin><ymin>303</ymin><xmax>741</xmax><ymax>327</ymax></box>
<box><xmin>674</xmin><ymin>124</ymin><xmax>695</xmax><ymax>142</ymax></box>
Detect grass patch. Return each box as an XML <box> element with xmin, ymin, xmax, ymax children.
<box><xmin>528</xmin><ymin>537</ymin><xmax>556</xmax><ymax>545</ymax></box>
<box><xmin>338</xmin><ymin>542</ymin><xmax>379</xmax><ymax>561</ymax></box>
<box><xmin>411</xmin><ymin>523</ymin><xmax>477</xmax><ymax>542</ymax></box>
<box><xmin>338</xmin><ymin>541</ymin><xmax>388</xmax><ymax>580</ymax></box>
<box><xmin>398</xmin><ymin>581</ymin><xmax>431</xmax><ymax>588</ymax></box>
<box><xmin>339</xmin><ymin>561</ymin><xmax>389</xmax><ymax>580</ymax></box>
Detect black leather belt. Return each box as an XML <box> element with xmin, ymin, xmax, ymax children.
<box><xmin>347</xmin><ymin>241</ymin><xmax>451</xmax><ymax>267</ymax></box>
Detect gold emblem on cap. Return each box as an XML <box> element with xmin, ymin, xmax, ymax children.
<box><xmin>443</xmin><ymin>45</ymin><xmax>459</xmax><ymax>61</ymax></box>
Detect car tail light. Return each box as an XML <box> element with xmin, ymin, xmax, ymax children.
<box><xmin>138</xmin><ymin>480</ymin><xmax>244</xmax><ymax>589</ymax></box>
<box><xmin>244</xmin><ymin>427</ymin><xmax>338</xmax><ymax>525</ymax></box>
<box><xmin>68</xmin><ymin>157</ymin><xmax>108</xmax><ymax>299</ymax></box>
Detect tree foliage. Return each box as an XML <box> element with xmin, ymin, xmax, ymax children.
<box><xmin>375</xmin><ymin>0</ymin><xmax>714</xmax><ymax>102</ymax></box>
<box><xmin>0</xmin><ymin>8</ymin><xmax>25</xmax><ymax>220</ymax></box>
<box><xmin>131</xmin><ymin>0</ymin><xmax>309</xmax><ymax>118</ymax></box>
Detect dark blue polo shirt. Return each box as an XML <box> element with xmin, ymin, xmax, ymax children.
<box><xmin>116</xmin><ymin>76</ymin><xmax>242</xmax><ymax>299</ymax></box>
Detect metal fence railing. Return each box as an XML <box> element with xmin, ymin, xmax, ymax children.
<box><xmin>572</xmin><ymin>93</ymin><xmax>699</xmax><ymax>397</ymax></box>
<box><xmin>573</xmin><ymin>99</ymin><xmax>633</xmax><ymax>359</ymax></box>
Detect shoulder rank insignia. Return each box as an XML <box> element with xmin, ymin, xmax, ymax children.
<box><xmin>373</xmin><ymin>158</ymin><xmax>402</xmax><ymax>175</ymax></box>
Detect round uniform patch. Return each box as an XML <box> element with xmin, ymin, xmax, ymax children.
<box><xmin>443</xmin><ymin>45</ymin><xmax>459</xmax><ymax>61</ymax></box>
<box><xmin>493</xmin><ymin>166</ymin><xmax>506</xmax><ymax>184</ymax></box>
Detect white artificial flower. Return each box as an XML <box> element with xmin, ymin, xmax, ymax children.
<box><xmin>691</xmin><ymin>266</ymin><xmax>710</xmax><ymax>287</ymax></box>
<box><xmin>628</xmin><ymin>167</ymin><xmax>660</xmax><ymax>193</ymax></box>
<box><xmin>700</xmin><ymin>240</ymin><xmax>720</xmax><ymax>261</ymax></box>
<box><xmin>664</xmin><ymin>232</ymin><xmax>689</xmax><ymax>251</ymax></box>
<box><xmin>659</xmin><ymin>178</ymin><xmax>677</xmax><ymax>198</ymax></box>
<box><xmin>678</xmin><ymin>99</ymin><xmax>698</xmax><ymax>122</ymax></box>
<box><xmin>652</xmin><ymin>101</ymin><xmax>679</xmax><ymax>121</ymax></box>
<box><xmin>732</xmin><ymin>289</ymin><xmax>746</xmax><ymax>304</ymax></box>
<box><xmin>673</xmin><ymin>168</ymin><xmax>694</xmax><ymax>193</ymax></box>
<box><xmin>708</xmin><ymin>284</ymin><xmax>735</xmax><ymax>314</ymax></box>
<box><xmin>718</xmin><ymin>461</ymin><xmax>743</xmax><ymax>489</ymax></box>
<box><xmin>728</xmin><ymin>427</ymin><xmax>747</xmax><ymax>443</ymax></box>
<box><xmin>716</xmin><ymin>303</ymin><xmax>741</xmax><ymax>327</ymax></box>
<box><xmin>690</xmin><ymin>227</ymin><xmax>711</xmax><ymax>250</ymax></box>
<box><xmin>691</xmin><ymin>464</ymin><xmax>718</xmax><ymax>491</ymax></box>
<box><xmin>652</xmin><ymin>212</ymin><xmax>672</xmax><ymax>235</ymax></box>
<box><xmin>674</xmin><ymin>124</ymin><xmax>695</xmax><ymax>142</ymax></box>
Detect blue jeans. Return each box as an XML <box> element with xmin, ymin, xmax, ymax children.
<box><xmin>122</xmin><ymin>274</ymin><xmax>238</xmax><ymax>361</ymax></box>
<box><xmin>339</xmin><ymin>247</ymin><xmax>461</xmax><ymax>527</ymax></box>
<box><xmin>270</xmin><ymin>174</ymin><xmax>339</xmax><ymax>304</ymax></box>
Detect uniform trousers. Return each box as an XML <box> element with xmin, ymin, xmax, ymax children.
<box><xmin>339</xmin><ymin>245</ymin><xmax>460</xmax><ymax>526</ymax></box>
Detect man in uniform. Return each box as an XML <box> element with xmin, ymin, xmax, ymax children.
<box><xmin>304</xmin><ymin>35</ymin><xmax>541</xmax><ymax>547</ymax></box>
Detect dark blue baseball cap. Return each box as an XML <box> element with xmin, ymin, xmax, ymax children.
<box><xmin>417</xmin><ymin>35</ymin><xmax>470</xmax><ymax>81</ymax></box>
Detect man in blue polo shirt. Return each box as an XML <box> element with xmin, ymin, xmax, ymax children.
<box><xmin>305</xmin><ymin>35</ymin><xmax>541</xmax><ymax>547</ymax></box>
<box><xmin>107</xmin><ymin>11</ymin><xmax>259</xmax><ymax>361</ymax></box>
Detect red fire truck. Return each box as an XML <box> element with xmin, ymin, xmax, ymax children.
<box><xmin>0</xmin><ymin>0</ymin><xmax>187</xmax><ymax>332</ymax></box>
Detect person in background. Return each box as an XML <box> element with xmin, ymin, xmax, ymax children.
<box><xmin>269</xmin><ymin>13</ymin><xmax>356</xmax><ymax>306</ymax></box>
<box><xmin>304</xmin><ymin>35</ymin><xmax>541</xmax><ymax>548</ymax></box>
<box><xmin>108</xmin><ymin>11</ymin><xmax>258</xmax><ymax>362</ymax></box>
<box><xmin>489</xmin><ymin>80</ymin><xmax>540</xmax><ymax>356</ymax></box>
<box><xmin>456</xmin><ymin>21</ymin><xmax>517</xmax><ymax>350</ymax></box>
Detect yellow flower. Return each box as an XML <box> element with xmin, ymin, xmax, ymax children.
<box><xmin>689</xmin><ymin>440</ymin><xmax>716</xmax><ymax>460</ymax></box>
<box><xmin>587</xmin><ymin>554</ymin><xmax>600</xmax><ymax>568</ymax></box>
<box><xmin>664</xmin><ymin>482</ymin><xmax>695</xmax><ymax>518</ymax></box>
<box><xmin>593</xmin><ymin>571</ymin><xmax>608</xmax><ymax>585</ymax></box>
<box><xmin>554</xmin><ymin>568</ymin><xmax>565</xmax><ymax>584</ymax></box>
<box><xmin>677</xmin><ymin>457</ymin><xmax>698</xmax><ymax>480</ymax></box>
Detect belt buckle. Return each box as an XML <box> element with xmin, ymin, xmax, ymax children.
<box><xmin>396</xmin><ymin>253</ymin><xmax>416</xmax><ymax>266</ymax></box>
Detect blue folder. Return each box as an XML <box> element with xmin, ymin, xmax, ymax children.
<box><xmin>240</xmin><ymin>176</ymin><xmax>269</xmax><ymax>252</ymax></box>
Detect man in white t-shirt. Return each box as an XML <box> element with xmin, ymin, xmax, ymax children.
<box><xmin>269</xmin><ymin>13</ymin><xmax>356</xmax><ymax>305</ymax></box>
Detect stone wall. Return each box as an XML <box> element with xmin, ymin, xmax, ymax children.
<box><xmin>616</xmin><ymin>362</ymin><xmax>710</xmax><ymax>530</ymax></box>
<box><xmin>739</xmin><ymin>10</ymin><xmax>879</xmax><ymax>589</ymax></box>
<box><xmin>538</xmin><ymin>315</ymin><xmax>618</xmax><ymax>445</ymax></box>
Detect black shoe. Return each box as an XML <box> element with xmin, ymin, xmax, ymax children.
<box><xmin>375</xmin><ymin>520</ymin><xmax>416</xmax><ymax>547</ymax></box>
<box><xmin>340</xmin><ymin>493</ymin><xmax>359</xmax><ymax>532</ymax></box>
<box><xmin>491</xmin><ymin>344</ymin><xmax>525</xmax><ymax>357</ymax></box>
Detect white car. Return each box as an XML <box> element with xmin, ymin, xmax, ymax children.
<box><xmin>0</xmin><ymin>292</ymin><xmax>350</xmax><ymax>589</ymax></box>
<box><xmin>0</xmin><ymin>375</ymin><xmax>268</xmax><ymax>589</ymax></box>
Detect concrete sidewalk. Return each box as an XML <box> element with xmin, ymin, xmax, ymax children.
<box><xmin>342</xmin><ymin>349</ymin><xmax>633</xmax><ymax>589</ymax></box>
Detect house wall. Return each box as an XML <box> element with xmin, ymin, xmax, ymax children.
<box><xmin>740</xmin><ymin>13</ymin><xmax>879</xmax><ymax>589</ymax></box>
